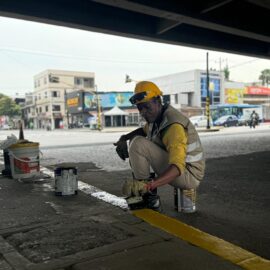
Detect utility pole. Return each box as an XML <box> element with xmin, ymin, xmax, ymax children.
<box><xmin>206</xmin><ymin>52</ymin><xmax>211</xmax><ymax>129</ymax></box>
<box><xmin>50</xmin><ymin>91</ymin><xmax>55</xmax><ymax>130</ymax></box>
<box><xmin>95</xmin><ymin>85</ymin><xmax>102</xmax><ymax>131</ymax></box>
<box><xmin>64</xmin><ymin>89</ymin><xmax>69</xmax><ymax>129</ymax></box>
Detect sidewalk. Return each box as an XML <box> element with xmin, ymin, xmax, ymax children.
<box><xmin>0</xmin><ymin>169</ymin><xmax>242</xmax><ymax>270</ymax></box>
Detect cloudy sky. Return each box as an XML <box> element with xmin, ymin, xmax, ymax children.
<box><xmin>0</xmin><ymin>16</ymin><xmax>269</xmax><ymax>97</ymax></box>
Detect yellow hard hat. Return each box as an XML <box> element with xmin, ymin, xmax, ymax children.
<box><xmin>129</xmin><ymin>81</ymin><xmax>163</xmax><ymax>105</ymax></box>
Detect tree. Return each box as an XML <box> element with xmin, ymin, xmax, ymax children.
<box><xmin>223</xmin><ymin>65</ymin><xmax>230</xmax><ymax>80</ymax></box>
<box><xmin>0</xmin><ymin>94</ymin><xmax>21</xmax><ymax>117</ymax></box>
<box><xmin>259</xmin><ymin>69</ymin><xmax>270</xmax><ymax>86</ymax></box>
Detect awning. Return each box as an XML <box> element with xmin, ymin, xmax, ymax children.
<box><xmin>104</xmin><ymin>106</ymin><xmax>128</xmax><ymax>116</ymax></box>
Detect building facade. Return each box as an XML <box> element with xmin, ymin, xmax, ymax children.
<box><xmin>150</xmin><ymin>69</ymin><xmax>225</xmax><ymax>116</ymax></box>
<box><xmin>22</xmin><ymin>69</ymin><xmax>95</xmax><ymax>129</ymax></box>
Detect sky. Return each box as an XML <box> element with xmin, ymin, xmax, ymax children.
<box><xmin>0</xmin><ymin>16</ymin><xmax>269</xmax><ymax>97</ymax></box>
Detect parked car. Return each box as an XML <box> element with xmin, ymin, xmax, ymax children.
<box><xmin>214</xmin><ymin>115</ymin><xmax>239</xmax><ymax>127</ymax></box>
<box><xmin>238</xmin><ymin>115</ymin><xmax>249</xmax><ymax>126</ymax></box>
<box><xmin>189</xmin><ymin>115</ymin><xmax>213</xmax><ymax>128</ymax></box>
<box><xmin>0</xmin><ymin>124</ymin><xmax>11</xmax><ymax>130</ymax></box>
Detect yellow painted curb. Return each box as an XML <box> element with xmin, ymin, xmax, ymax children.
<box><xmin>133</xmin><ymin>209</ymin><xmax>270</xmax><ymax>270</ymax></box>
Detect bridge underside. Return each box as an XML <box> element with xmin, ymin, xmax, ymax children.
<box><xmin>0</xmin><ymin>0</ymin><xmax>269</xmax><ymax>59</ymax></box>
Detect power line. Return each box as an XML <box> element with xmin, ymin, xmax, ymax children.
<box><xmin>229</xmin><ymin>59</ymin><xmax>260</xmax><ymax>69</ymax></box>
<box><xmin>0</xmin><ymin>47</ymin><xmax>207</xmax><ymax>65</ymax></box>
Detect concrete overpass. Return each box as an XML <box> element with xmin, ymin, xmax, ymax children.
<box><xmin>0</xmin><ymin>0</ymin><xmax>269</xmax><ymax>59</ymax></box>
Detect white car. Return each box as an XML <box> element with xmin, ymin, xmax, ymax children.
<box><xmin>1</xmin><ymin>124</ymin><xmax>11</xmax><ymax>130</ymax></box>
<box><xmin>189</xmin><ymin>115</ymin><xmax>213</xmax><ymax>128</ymax></box>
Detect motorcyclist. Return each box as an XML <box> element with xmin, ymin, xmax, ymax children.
<box><xmin>249</xmin><ymin>110</ymin><xmax>259</xmax><ymax>129</ymax></box>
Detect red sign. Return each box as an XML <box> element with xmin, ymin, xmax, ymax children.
<box><xmin>246</xmin><ymin>86</ymin><xmax>270</xmax><ymax>95</ymax></box>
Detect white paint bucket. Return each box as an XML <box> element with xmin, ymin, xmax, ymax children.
<box><xmin>174</xmin><ymin>188</ymin><xmax>196</xmax><ymax>213</ymax></box>
<box><xmin>8</xmin><ymin>142</ymin><xmax>40</xmax><ymax>179</ymax></box>
<box><xmin>54</xmin><ymin>167</ymin><xmax>78</xmax><ymax>196</ymax></box>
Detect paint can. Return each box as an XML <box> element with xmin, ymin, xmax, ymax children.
<box><xmin>54</xmin><ymin>167</ymin><xmax>78</xmax><ymax>196</ymax></box>
<box><xmin>8</xmin><ymin>142</ymin><xmax>40</xmax><ymax>179</ymax></box>
<box><xmin>174</xmin><ymin>188</ymin><xmax>196</xmax><ymax>213</ymax></box>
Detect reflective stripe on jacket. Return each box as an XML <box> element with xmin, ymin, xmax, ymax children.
<box><xmin>146</xmin><ymin>105</ymin><xmax>205</xmax><ymax>181</ymax></box>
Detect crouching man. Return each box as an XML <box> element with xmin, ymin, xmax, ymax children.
<box><xmin>114</xmin><ymin>81</ymin><xmax>205</xmax><ymax>211</ymax></box>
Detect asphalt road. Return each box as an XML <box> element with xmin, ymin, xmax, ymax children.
<box><xmin>35</xmin><ymin>125</ymin><xmax>270</xmax><ymax>171</ymax></box>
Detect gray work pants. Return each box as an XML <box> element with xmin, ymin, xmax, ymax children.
<box><xmin>129</xmin><ymin>136</ymin><xmax>200</xmax><ymax>189</ymax></box>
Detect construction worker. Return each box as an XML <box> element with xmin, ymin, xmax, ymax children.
<box><xmin>114</xmin><ymin>81</ymin><xmax>205</xmax><ymax>210</ymax></box>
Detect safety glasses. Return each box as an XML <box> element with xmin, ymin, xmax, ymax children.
<box><xmin>129</xmin><ymin>91</ymin><xmax>147</xmax><ymax>105</ymax></box>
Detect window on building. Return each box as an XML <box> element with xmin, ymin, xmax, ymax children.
<box><xmin>45</xmin><ymin>106</ymin><xmax>49</xmax><ymax>112</ymax></box>
<box><xmin>53</xmin><ymin>105</ymin><xmax>61</xmax><ymax>111</ymax></box>
<box><xmin>52</xmin><ymin>91</ymin><xmax>60</xmax><ymax>97</ymax></box>
<box><xmin>83</xmin><ymin>78</ymin><xmax>94</xmax><ymax>88</ymax></box>
<box><xmin>75</xmin><ymin>77</ymin><xmax>83</xmax><ymax>85</ymax></box>
<box><xmin>213</xmin><ymin>97</ymin><xmax>220</xmax><ymax>103</ymax></box>
<box><xmin>128</xmin><ymin>113</ymin><xmax>139</xmax><ymax>125</ymax></box>
<box><xmin>39</xmin><ymin>107</ymin><xmax>42</xmax><ymax>113</ymax></box>
<box><xmin>174</xmin><ymin>94</ymin><xmax>178</xmax><ymax>104</ymax></box>
<box><xmin>38</xmin><ymin>94</ymin><xmax>41</xmax><ymax>100</ymax></box>
<box><xmin>74</xmin><ymin>77</ymin><xmax>94</xmax><ymax>88</ymax></box>
<box><xmin>49</xmin><ymin>75</ymin><xmax>59</xmax><ymax>83</ymax></box>
<box><xmin>188</xmin><ymin>93</ymin><xmax>192</xmax><ymax>106</ymax></box>
<box><xmin>44</xmin><ymin>92</ymin><xmax>47</xmax><ymax>98</ymax></box>
<box><xmin>133</xmin><ymin>113</ymin><xmax>139</xmax><ymax>123</ymax></box>
<box><xmin>44</xmin><ymin>77</ymin><xmax>47</xmax><ymax>84</ymax></box>
<box><xmin>36</xmin><ymin>108</ymin><xmax>38</xmax><ymax>113</ymax></box>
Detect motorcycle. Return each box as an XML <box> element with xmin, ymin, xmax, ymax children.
<box><xmin>249</xmin><ymin>115</ymin><xmax>259</xmax><ymax>129</ymax></box>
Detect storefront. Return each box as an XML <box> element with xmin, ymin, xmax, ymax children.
<box><xmin>66</xmin><ymin>90</ymin><xmax>144</xmax><ymax>127</ymax></box>
<box><xmin>104</xmin><ymin>106</ymin><xmax>128</xmax><ymax>127</ymax></box>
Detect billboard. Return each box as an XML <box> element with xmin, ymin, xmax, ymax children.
<box><xmin>84</xmin><ymin>93</ymin><xmax>97</xmax><ymax>110</ymax></box>
<box><xmin>84</xmin><ymin>92</ymin><xmax>133</xmax><ymax>110</ymax></box>
<box><xmin>225</xmin><ymin>88</ymin><xmax>245</xmax><ymax>104</ymax></box>
<box><xmin>100</xmin><ymin>92</ymin><xmax>133</xmax><ymax>108</ymax></box>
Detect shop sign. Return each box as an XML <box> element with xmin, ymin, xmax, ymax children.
<box><xmin>67</xmin><ymin>97</ymin><xmax>79</xmax><ymax>107</ymax></box>
<box><xmin>245</xmin><ymin>86</ymin><xmax>270</xmax><ymax>95</ymax></box>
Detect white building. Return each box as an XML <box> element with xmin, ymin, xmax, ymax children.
<box><xmin>150</xmin><ymin>69</ymin><xmax>225</xmax><ymax>115</ymax></box>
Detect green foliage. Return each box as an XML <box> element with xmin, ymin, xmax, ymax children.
<box><xmin>259</xmin><ymin>69</ymin><xmax>270</xmax><ymax>86</ymax></box>
<box><xmin>0</xmin><ymin>94</ymin><xmax>21</xmax><ymax>117</ymax></box>
<box><xmin>223</xmin><ymin>65</ymin><xmax>230</xmax><ymax>80</ymax></box>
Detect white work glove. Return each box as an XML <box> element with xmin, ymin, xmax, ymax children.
<box><xmin>122</xmin><ymin>179</ymin><xmax>148</xmax><ymax>197</ymax></box>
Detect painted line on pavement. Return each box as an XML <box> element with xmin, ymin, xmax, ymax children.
<box><xmin>40</xmin><ymin>166</ymin><xmax>128</xmax><ymax>210</ymax></box>
<box><xmin>0</xmin><ymin>162</ymin><xmax>128</xmax><ymax>209</ymax></box>
<box><xmin>133</xmin><ymin>209</ymin><xmax>270</xmax><ymax>270</ymax></box>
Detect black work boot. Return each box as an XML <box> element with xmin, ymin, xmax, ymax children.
<box><xmin>142</xmin><ymin>188</ymin><xmax>161</xmax><ymax>211</ymax></box>
<box><xmin>126</xmin><ymin>196</ymin><xmax>146</xmax><ymax>210</ymax></box>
